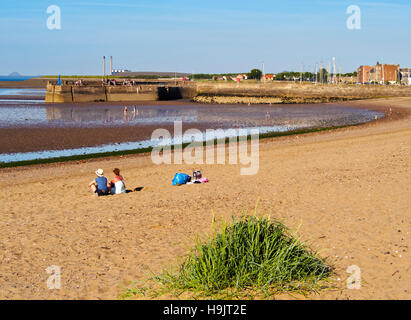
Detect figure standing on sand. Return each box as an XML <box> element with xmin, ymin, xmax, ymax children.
<box><xmin>123</xmin><ymin>106</ymin><xmax>129</xmax><ymax>122</ymax></box>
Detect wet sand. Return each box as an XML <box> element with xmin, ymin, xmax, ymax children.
<box><xmin>0</xmin><ymin>123</ymin><xmax>217</xmax><ymax>154</ymax></box>
<box><xmin>0</xmin><ymin>97</ymin><xmax>410</xmax><ymax>300</ymax></box>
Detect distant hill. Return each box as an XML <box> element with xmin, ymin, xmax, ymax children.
<box><xmin>0</xmin><ymin>73</ymin><xmax>39</xmax><ymax>82</ymax></box>
<box><xmin>8</xmin><ymin>72</ymin><xmax>22</xmax><ymax>77</ymax></box>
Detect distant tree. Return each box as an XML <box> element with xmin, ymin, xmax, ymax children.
<box><xmin>303</xmin><ymin>72</ymin><xmax>314</xmax><ymax>81</ymax></box>
<box><xmin>275</xmin><ymin>71</ymin><xmax>314</xmax><ymax>82</ymax></box>
<box><xmin>248</xmin><ymin>69</ymin><xmax>263</xmax><ymax>80</ymax></box>
<box><xmin>192</xmin><ymin>73</ymin><xmax>213</xmax><ymax>80</ymax></box>
<box><xmin>342</xmin><ymin>71</ymin><xmax>358</xmax><ymax>77</ymax></box>
<box><xmin>316</xmin><ymin>68</ymin><xmax>329</xmax><ymax>83</ymax></box>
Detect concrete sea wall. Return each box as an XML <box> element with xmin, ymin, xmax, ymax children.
<box><xmin>196</xmin><ymin>82</ymin><xmax>411</xmax><ymax>98</ymax></box>
<box><xmin>45</xmin><ymin>82</ymin><xmax>197</xmax><ymax>103</ymax></box>
<box><xmin>45</xmin><ymin>81</ymin><xmax>411</xmax><ymax>103</ymax></box>
<box><xmin>194</xmin><ymin>82</ymin><xmax>411</xmax><ymax>104</ymax></box>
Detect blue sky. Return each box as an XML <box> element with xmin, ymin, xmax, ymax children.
<box><xmin>0</xmin><ymin>0</ymin><xmax>410</xmax><ymax>75</ymax></box>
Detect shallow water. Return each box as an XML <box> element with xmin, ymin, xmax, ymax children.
<box><xmin>0</xmin><ymin>102</ymin><xmax>382</xmax><ymax>129</ymax></box>
<box><xmin>0</xmin><ymin>88</ymin><xmax>46</xmax><ymax>96</ymax></box>
<box><xmin>0</xmin><ymin>89</ymin><xmax>384</xmax><ymax>163</ymax></box>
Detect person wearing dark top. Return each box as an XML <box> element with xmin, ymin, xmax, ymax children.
<box><xmin>89</xmin><ymin>169</ymin><xmax>111</xmax><ymax>196</ymax></box>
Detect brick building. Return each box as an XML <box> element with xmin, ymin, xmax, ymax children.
<box><xmin>357</xmin><ymin>65</ymin><xmax>373</xmax><ymax>83</ymax></box>
<box><xmin>357</xmin><ymin>62</ymin><xmax>400</xmax><ymax>84</ymax></box>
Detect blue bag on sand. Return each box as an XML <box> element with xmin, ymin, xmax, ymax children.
<box><xmin>172</xmin><ymin>173</ymin><xmax>191</xmax><ymax>186</ymax></box>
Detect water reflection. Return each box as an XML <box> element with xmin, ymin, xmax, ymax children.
<box><xmin>44</xmin><ymin>106</ymin><xmax>199</xmax><ymax>126</ymax></box>
<box><xmin>0</xmin><ymin>103</ymin><xmax>384</xmax><ymax>129</ymax></box>
<box><xmin>0</xmin><ymin>88</ymin><xmax>46</xmax><ymax>96</ymax></box>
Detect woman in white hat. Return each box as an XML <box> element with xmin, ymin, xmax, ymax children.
<box><xmin>89</xmin><ymin>169</ymin><xmax>111</xmax><ymax>196</ymax></box>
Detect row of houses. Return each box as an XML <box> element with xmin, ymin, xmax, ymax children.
<box><xmin>357</xmin><ymin>62</ymin><xmax>411</xmax><ymax>85</ymax></box>
<box><xmin>217</xmin><ymin>63</ymin><xmax>411</xmax><ymax>85</ymax></box>
<box><xmin>220</xmin><ymin>73</ymin><xmax>356</xmax><ymax>83</ymax></box>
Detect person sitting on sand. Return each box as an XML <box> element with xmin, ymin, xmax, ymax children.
<box><xmin>89</xmin><ymin>169</ymin><xmax>111</xmax><ymax>196</ymax></box>
<box><xmin>110</xmin><ymin>168</ymin><xmax>126</xmax><ymax>195</ymax></box>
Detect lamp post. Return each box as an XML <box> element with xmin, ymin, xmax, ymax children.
<box><xmin>102</xmin><ymin>56</ymin><xmax>106</xmax><ymax>83</ymax></box>
<box><xmin>300</xmin><ymin>63</ymin><xmax>303</xmax><ymax>84</ymax></box>
<box><xmin>262</xmin><ymin>61</ymin><xmax>265</xmax><ymax>83</ymax></box>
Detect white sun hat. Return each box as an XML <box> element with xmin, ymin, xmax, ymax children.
<box><xmin>95</xmin><ymin>169</ymin><xmax>104</xmax><ymax>177</ymax></box>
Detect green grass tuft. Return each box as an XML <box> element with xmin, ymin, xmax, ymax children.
<box><xmin>124</xmin><ymin>215</ymin><xmax>333</xmax><ymax>299</ymax></box>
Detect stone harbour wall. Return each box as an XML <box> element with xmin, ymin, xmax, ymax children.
<box><xmin>45</xmin><ymin>81</ymin><xmax>411</xmax><ymax>103</ymax></box>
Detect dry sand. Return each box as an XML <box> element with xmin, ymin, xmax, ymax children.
<box><xmin>0</xmin><ymin>97</ymin><xmax>410</xmax><ymax>300</ymax></box>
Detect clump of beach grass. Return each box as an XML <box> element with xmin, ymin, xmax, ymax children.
<box><xmin>123</xmin><ymin>214</ymin><xmax>333</xmax><ymax>299</ymax></box>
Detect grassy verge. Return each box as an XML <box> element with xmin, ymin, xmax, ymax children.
<box><xmin>0</xmin><ymin>123</ymin><xmax>366</xmax><ymax>169</ymax></box>
<box><xmin>121</xmin><ymin>214</ymin><xmax>333</xmax><ymax>300</ymax></box>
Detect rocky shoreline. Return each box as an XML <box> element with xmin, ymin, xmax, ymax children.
<box><xmin>193</xmin><ymin>94</ymin><xmax>362</xmax><ymax>105</ymax></box>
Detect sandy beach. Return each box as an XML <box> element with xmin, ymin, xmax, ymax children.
<box><xmin>0</xmin><ymin>97</ymin><xmax>410</xmax><ymax>300</ymax></box>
